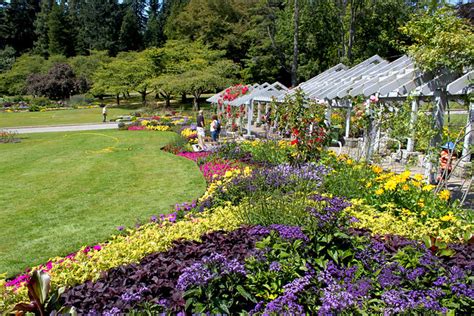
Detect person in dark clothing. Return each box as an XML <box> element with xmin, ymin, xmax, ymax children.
<box><xmin>196</xmin><ymin>110</ymin><xmax>206</xmax><ymax>150</ymax></box>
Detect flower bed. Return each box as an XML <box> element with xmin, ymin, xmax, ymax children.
<box><xmin>1</xmin><ymin>139</ymin><xmax>472</xmax><ymax>314</ymax></box>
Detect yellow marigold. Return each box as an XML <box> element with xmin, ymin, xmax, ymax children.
<box><xmin>417</xmin><ymin>200</ymin><xmax>425</xmax><ymax>208</ymax></box>
<box><xmin>399</xmin><ymin>170</ymin><xmax>411</xmax><ymax>182</ymax></box>
<box><xmin>413</xmin><ymin>174</ymin><xmax>424</xmax><ymax>181</ymax></box>
<box><xmin>422</xmin><ymin>184</ymin><xmax>436</xmax><ymax>192</ymax></box>
<box><xmin>421</xmin><ymin>211</ymin><xmax>428</xmax><ymax>216</ymax></box>
<box><xmin>384</xmin><ymin>180</ymin><xmax>397</xmax><ymax>191</ymax></box>
<box><xmin>411</xmin><ymin>180</ymin><xmax>422</xmax><ymax>188</ymax></box>
<box><xmin>366</xmin><ymin>182</ymin><xmax>372</xmax><ymax>188</ymax></box>
<box><xmin>440</xmin><ymin>214</ymin><xmax>454</xmax><ymax>222</ymax></box>
<box><xmin>140</xmin><ymin>120</ymin><xmax>149</xmax><ymax>126</ymax></box>
<box><xmin>346</xmin><ymin>159</ymin><xmax>353</xmax><ymax>165</ymax></box>
<box><xmin>375</xmin><ymin>188</ymin><xmax>384</xmax><ymax>195</ymax></box>
<box><xmin>371</xmin><ymin>165</ymin><xmax>383</xmax><ymax>174</ymax></box>
<box><xmin>402</xmin><ymin>184</ymin><xmax>409</xmax><ymax>191</ymax></box>
<box><xmin>438</xmin><ymin>190</ymin><xmax>450</xmax><ymax>201</ymax></box>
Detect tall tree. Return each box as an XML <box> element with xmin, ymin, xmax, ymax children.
<box><xmin>47</xmin><ymin>2</ymin><xmax>74</xmax><ymax>56</ymax></box>
<box><xmin>75</xmin><ymin>0</ymin><xmax>122</xmax><ymax>55</ymax></box>
<box><xmin>400</xmin><ymin>6</ymin><xmax>474</xmax><ymax>72</ymax></box>
<box><xmin>119</xmin><ymin>6</ymin><xmax>143</xmax><ymax>51</ymax></box>
<box><xmin>3</xmin><ymin>0</ymin><xmax>41</xmax><ymax>54</ymax></box>
<box><xmin>291</xmin><ymin>0</ymin><xmax>299</xmax><ymax>87</ymax></box>
<box><xmin>33</xmin><ymin>0</ymin><xmax>53</xmax><ymax>57</ymax></box>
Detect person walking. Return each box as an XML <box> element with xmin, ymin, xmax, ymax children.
<box><xmin>196</xmin><ymin>110</ymin><xmax>206</xmax><ymax>151</ymax></box>
<box><xmin>102</xmin><ymin>105</ymin><xmax>108</xmax><ymax>123</ymax></box>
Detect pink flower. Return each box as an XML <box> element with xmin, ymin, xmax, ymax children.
<box><xmin>93</xmin><ymin>245</ymin><xmax>102</xmax><ymax>251</ymax></box>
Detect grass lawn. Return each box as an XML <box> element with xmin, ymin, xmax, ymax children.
<box><xmin>0</xmin><ymin>130</ymin><xmax>206</xmax><ymax>276</ymax></box>
<box><xmin>0</xmin><ymin>107</ymin><xmax>131</xmax><ymax>128</ymax></box>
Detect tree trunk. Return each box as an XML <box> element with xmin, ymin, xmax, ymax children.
<box><xmin>181</xmin><ymin>92</ymin><xmax>186</xmax><ymax>103</ymax></box>
<box><xmin>140</xmin><ymin>89</ymin><xmax>147</xmax><ymax>105</ymax></box>
<box><xmin>193</xmin><ymin>91</ymin><xmax>201</xmax><ymax>111</ymax></box>
<box><xmin>166</xmin><ymin>95</ymin><xmax>171</xmax><ymax>108</ymax></box>
<box><xmin>291</xmin><ymin>0</ymin><xmax>299</xmax><ymax>87</ymax></box>
<box><xmin>116</xmin><ymin>94</ymin><xmax>120</xmax><ymax>105</ymax></box>
<box><xmin>347</xmin><ymin>0</ymin><xmax>358</xmax><ymax>62</ymax></box>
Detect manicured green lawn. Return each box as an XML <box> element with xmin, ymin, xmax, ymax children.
<box><xmin>0</xmin><ymin>130</ymin><xmax>206</xmax><ymax>276</ymax></box>
<box><xmin>0</xmin><ymin>107</ymin><xmax>131</xmax><ymax>128</ymax></box>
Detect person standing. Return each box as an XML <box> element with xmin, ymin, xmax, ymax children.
<box><xmin>102</xmin><ymin>105</ymin><xmax>108</xmax><ymax>123</ymax></box>
<box><xmin>210</xmin><ymin>115</ymin><xmax>220</xmax><ymax>143</ymax></box>
<box><xmin>196</xmin><ymin>110</ymin><xmax>206</xmax><ymax>150</ymax></box>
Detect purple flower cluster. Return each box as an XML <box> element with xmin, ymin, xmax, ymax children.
<box><xmin>102</xmin><ymin>307</ymin><xmax>121</xmax><ymax>316</ymax></box>
<box><xmin>175</xmin><ymin>201</ymin><xmax>197</xmax><ymax>212</ymax></box>
<box><xmin>269</xmin><ymin>261</ymin><xmax>282</xmax><ymax>272</ymax></box>
<box><xmin>382</xmin><ymin>288</ymin><xmax>447</xmax><ymax>315</ymax></box>
<box><xmin>120</xmin><ymin>286</ymin><xmax>149</xmax><ymax>303</ymax></box>
<box><xmin>176</xmin><ymin>262</ymin><xmax>215</xmax><ymax>291</ymax></box>
<box><xmin>262</xmin><ymin>273</ymin><xmax>313</xmax><ymax>315</ymax></box>
<box><xmin>317</xmin><ymin>262</ymin><xmax>372</xmax><ymax>315</ymax></box>
<box><xmin>176</xmin><ymin>253</ymin><xmax>246</xmax><ymax>291</ymax></box>
<box><xmin>228</xmin><ymin>163</ymin><xmax>330</xmax><ymax>194</ymax></box>
<box><xmin>249</xmin><ymin>224</ymin><xmax>309</xmax><ymax>242</ymax></box>
<box><xmin>378</xmin><ymin>264</ymin><xmax>402</xmax><ymax>288</ymax></box>
<box><xmin>307</xmin><ymin>195</ymin><xmax>351</xmax><ymax>228</ymax></box>
<box><xmin>355</xmin><ymin>240</ymin><xmax>387</xmax><ymax>270</ymax></box>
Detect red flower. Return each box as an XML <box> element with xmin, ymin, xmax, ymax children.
<box><xmin>291</xmin><ymin>139</ymin><xmax>299</xmax><ymax>145</ymax></box>
<box><xmin>292</xmin><ymin>128</ymin><xmax>300</xmax><ymax>136</ymax></box>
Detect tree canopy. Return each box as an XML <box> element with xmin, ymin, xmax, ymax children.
<box><xmin>0</xmin><ymin>1</ymin><xmax>472</xmax><ymax>99</ymax></box>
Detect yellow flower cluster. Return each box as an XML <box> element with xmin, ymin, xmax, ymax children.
<box><xmin>140</xmin><ymin>119</ymin><xmax>149</xmax><ymax>126</ymax></box>
<box><xmin>346</xmin><ymin>201</ymin><xmax>472</xmax><ymax>243</ymax></box>
<box><xmin>172</xmin><ymin>116</ymin><xmax>191</xmax><ymax>125</ymax></box>
<box><xmin>147</xmin><ymin>125</ymin><xmax>170</xmax><ymax>131</ymax></box>
<box><xmin>200</xmin><ymin>167</ymin><xmax>252</xmax><ymax>202</ymax></box>
<box><xmin>181</xmin><ymin>128</ymin><xmax>197</xmax><ymax>139</ymax></box>
<box><xmin>438</xmin><ymin>189</ymin><xmax>450</xmax><ymax>201</ymax></box>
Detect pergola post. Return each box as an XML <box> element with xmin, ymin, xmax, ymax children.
<box><xmin>325</xmin><ymin>101</ymin><xmax>333</xmax><ymax>127</ymax></box>
<box><xmin>246</xmin><ymin>101</ymin><xmax>254</xmax><ymax>137</ymax></box>
<box><xmin>461</xmin><ymin>101</ymin><xmax>473</xmax><ymax>163</ymax></box>
<box><xmin>344</xmin><ymin>101</ymin><xmax>352</xmax><ymax>138</ymax></box>
<box><xmin>406</xmin><ymin>98</ymin><xmax>419</xmax><ymax>152</ymax></box>
<box><xmin>363</xmin><ymin>99</ymin><xmax>374</xmax><ymax>161</ymax></box>
<box><xmin>256</xmin><ymin>102</ymin><xmax>262</xmax><ymax>124</ymax></box>
<box><xmin>425</xmin><ymin>89</ymin><xmax>447</xmax><ymax>183</ymax></box>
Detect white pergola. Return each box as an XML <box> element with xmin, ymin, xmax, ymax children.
<box><xmin>281</xmin><ymin>55</ymin><xmax>472</xmax><ymax>181</ymax></box>
<box><xmin>207</xmin><ymin>82</ymin><xmax>289</xmax><ymax>136</ymax></box>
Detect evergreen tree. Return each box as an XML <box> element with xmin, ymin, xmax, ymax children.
<box><xmin>3</xmin><ymin>0</ymin><xmax>41</xmax><ymax>54</ymax></box>
<box><xmin>144</xmin><ymin>12</ymin><xmax>163</xmax><ymax>48</ymax></box>
<box><xmin>33</xmin><ymin>0</ymin><xmax>53</xmax><ymax>57</ymax></box>
<box><xmin>76</xmin><ymin>0</ymin><xmax>122</xmax><ymax>55</ymax></box>
<box><xmin>47</xmin><ymin>2</ymin><xmax>73</xmax><ymax>56</ymax></box>
<box><xmin>119</xmin><ymin>6</ymin><xmax>143</xmax><ymax>51</ymax></box>
<box><xmin>0</xmin><ymin>1</ymin><xmax>8</xmax><ymax>50</ymax></box>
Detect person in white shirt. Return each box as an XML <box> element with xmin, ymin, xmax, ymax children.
<box><xmin>102</xmin><ymin>105</ymin><xmax>108</xmax><ymax>123</ymax></box>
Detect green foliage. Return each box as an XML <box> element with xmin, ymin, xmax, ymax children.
<box><xmin>273</xmin><ymin>90</ymin><xmax>329</xmax><ymax>163</ymax></box>
<box><xmin>0</xmin><ymin>54</ymin><xmax>49</xmax><ymax>95</ymax></box>
<box><xmin>47</xmin><ymin>2</ymin><xmax>74</xmax><ymax>57</ymax></box>
<box><xmin>0</xmin><ymin>46</ymin><xmax>16</xmax><ymax>73</ymax></box>
<box><xmin>245</xmin><ymin>233</ymin><xmax>309</xmax><ymax>301</ymax></box>
<box><xmin>148</xmin><ymin>40</ymin><xmax>237</xmax><ymax>109</ymax></box>
<box><xmin>236</xmin><ymin>193</ymin><xmax>310</xmax><ymax>228</ymax></box>
<box><xmin>400</xmin><ymin>7</ymin><xmax>474</xmax><ymax>72</ymax></box>
<box><xmin>119</xmin><ymin>6</ymin><xmax>144</xmax><ymax>52</ymax></box>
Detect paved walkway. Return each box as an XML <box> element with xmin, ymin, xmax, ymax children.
<box><xmin>3</xmin><ymin>123</ymin><xmax>119</xmax><ymax>134</ymax></box>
